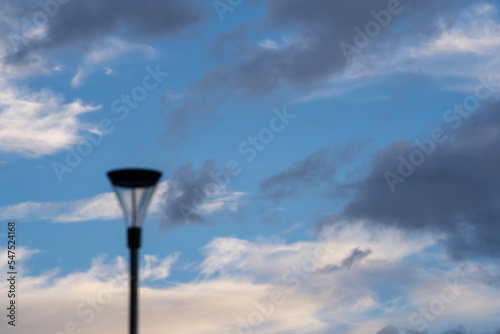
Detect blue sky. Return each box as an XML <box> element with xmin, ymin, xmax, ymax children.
<box><xmin>1</xmin><ymin>0</ymin><xmax>500</xmax><ymax>333</ymax></box>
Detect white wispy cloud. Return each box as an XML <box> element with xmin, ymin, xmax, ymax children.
<box><xmin>0</xmin><ymin>84</ymin><xmax>100</xmax><ymax>158</ymax></box>
<box><xmin>300</xmin><ymin>3</ymin><xmax>500</xmax><ymax>102</ymax></box>
<box><xmin>142</xmin><ymin>253</ymin><xmax>179</xmax><ymax>281</ymax></box>
<box><xmin>257</xmin><ymin>33</ymin><xmax>300</xmax><ymax>51</ymax></box>
<box><xmin>374</xmin><ymin>3</ymin><xmax>500</xmax><ymax>83</ymax></box>
<box><xmin>71</xmin><ymin>37</ymin><xmax>156</xmax><ymax>87</ymax></box>
<box><xmin>0</xmin><ymin>33</ymin><xmax>101</xmax><ymax>159</ymax></box>
<box><xmin>0</xmin><ymin>181</ymin><xmax>244</xmax><ymax>223</ymax></box>
<box><xmin>412</xmin><ymin>4</ymin><xmax>500</xmax><ymax>57</ymax></box>
<box><xmin>201</xmin><ymin>222</ymin><xmax>438</xmax><ymax>279</ymax></box>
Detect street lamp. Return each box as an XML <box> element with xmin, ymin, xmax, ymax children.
<box><xmin>107</xmin><ymin>168</ymin><xmax>162</xmax><ymax>334</ymax></box>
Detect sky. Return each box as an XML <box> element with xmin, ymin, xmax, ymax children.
<box><xmin>1</xmin><ymin>0</ymin><xmax>500</xmax><ymax>333</ymax></box>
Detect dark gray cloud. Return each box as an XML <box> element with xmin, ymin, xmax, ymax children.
<box><xmin>436</xmin><ymin>327</ymin><xmax>500</xmax><ymax>334</ymax></box>
<box><xmin>259</xmin><ymin>139</ymin><xmax>370</xmax><ymax>200</ymax></box>
<box><xmin>160</xmin><ymin>66</ymin><xmax>235</xmax><ymax>145</ymax></box>
<box><xmin>475</xmin><ymin>265</ymin><xmax>500</xmax><ymax>289</ymax></box>
<box><xmin>211</xmin><ymin>22</ymin><xmax>249</xmax><ymax>61</ymax></box>
<box><xmin>232</xmin><ymin>0</ymin><xmax>467</xmax><ymax>95</ymax></box>
<box><xmin>323</xmin><ymin>247</ymin><xmax>372</xmax><ymax>272</ymax></box>
<box><xmin>4</xmin><ymin>0</ymin><xmax>205</xmax><ymax>63</ymax></box>
<box><xmin>162</xmin><ymin>0</ymin><xmax>472</xmax><ymax>140</ymax></box>
<box><xmin>317</xmin><ymin>101</ymin><xmax>500</xmax><ymax>260</ymax></box>
<box><xmin>376</xmin><ymin>326</ymin><xmax>500</xmax><ymax>334</ymax></box>
<box><xmin>376</xmin><ymin>326</ymin><xmax>400</xmax><ymax>334</ymax></box>
<box><xmin>376</xmin><ymin>326</ymin><xmax>427</xmax><ymax>334</ymax></box>
<box><xmin>339</xmin><ymin>247</ymin><xmax>372</xmax><ymax>270</ymax></box>
<box><xmin>160</xmin><ymin>160</ymin><xmax>219</xmax><ymax>230</ymax></box>
<box><xmin>438</xmin><ymin>327</ymin><xmax>467</xmax><ymax>334</ymax></box>
<box><xmin>260</xmin><ymin>147</ymin><xmax>338</xmax><ymax>200</ymax></box>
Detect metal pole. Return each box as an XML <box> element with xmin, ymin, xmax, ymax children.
<box><xmin>128</xmin><ymin>228</ymin><xmax>141</xmax><ymax>334</ymax></box>
<box><xmin>130</xmin><ymin>247</ymin><xmax>138</xmax><ymax>334</ymax></box>
<box><xmin>130</xmin><ymin>187</ymin><xmax>138</xmax><ymax>334</ymax></box>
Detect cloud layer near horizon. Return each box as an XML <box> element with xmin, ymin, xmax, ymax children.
<box><xmin>3</xmin><ymin>225</ymin><xmax>500</xmax><ymax>334</ymax></box>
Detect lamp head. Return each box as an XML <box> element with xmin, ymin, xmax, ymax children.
<box><xmin>107</xmin><ymin>169</ymin><xmax>162</xmax><ymax>228</ymax></box>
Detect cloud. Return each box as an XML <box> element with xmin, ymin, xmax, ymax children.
<box><xmin>159</xmin><ymin>160</ymin><xmax>245</xmax><ymax>230</ymax></box>
<box><xmin>0</xmin><ymin>20</ymin><xmax>107</xmax><ymax>161</ymax></box>
<box><xmin>434</xmin><ymin>327</ymin><xmax>500</xmax><ymax>334</ymax></box>
<box><xmin>408</xmin><ymin>4</ymin><xmax>500</xmax><ymax>58</ymax></box>
<box><xmin>0</xmin><ymin>252</ymin><xmax>179</xmax><ymax>333</ymax></box>
<box><xmin>298</xmin><ymin>3</ymin><xmax>500</xmax><ymax>101</ymax></box>
<box><xmin>0</xmin><ymin>83</ymin><xmax>100</xmax><ymax>158</ymax></box>
<box><xmin>5</xmin><ymin>227</ymin><xmax>500</xmax><ymax>333</ymax></box>
<box><xmin>0</xmin><ymin>246</ymin><xmax>41</xmax><ymax>275</ymax></box>
<box><xmin>162</xmin><ymin>1</ymin><xmax>495</xmax><ymax>140</ymax></box>
<box><xmin>259</xmin><ymin>139</ymin><xmax>370</xmax><ymax>200</ymax></box>
<box><xmin>142</xmin><ymin>253</ymin><xmax>179</xmax><ymax>282</ymax></box>
<box><xmin>0</xmin><ymin>178</ymin><xmax>243</xmax><ymax>226</ymax></box>
<box><xmin>322</xmin><ymin>247</ymin><xmax>372</xmax><ymax>272</ymax></box>
<box><xmin>0</xmin><ymin>191</ymin><xmax>122</xmax><ymax>223</ymax></box>
<box><xmin>440</xmin><ymin>328</ymin><xmax>467</xmax><ymax>334</ymax></box>
<box><xmin>3</xmin><ymin>0</ymin><xmax>205</xmax><ymax>63</ymax></box>
<box><xmin>356</xmin><ymin>3</ymin><xmax>500</xmax><ymax>88</ymax></box>
<box><xmin>160</xmin><ymin>66</ymin><xmax>235</xmax><ymax>143</ymax></box>
<box><xmin>0</xmin><ymin>1</ymin><xmax>200</xmax><ymax>160</ymax></box>
<box><xmin>71</xmin><ymin>37</ymin><xmax>156</xmax><ymax>87</ymax></box>
<box><xmin>317</xmin><ymin>99</ymin><xmax>500</xmax><ymax>259</ymax></box>
<box><xmin>376</xmin><ymin>326</ymin><xmax>400</xmax><ymax>334</ymax></box>
<box><xmin>200</xmin><ymin>237</ymin><xmax>252</xmax><ymax>276</ymax></box>
<box><xmin>0</xmin><ymin>182</ymin><xmax>170</xmax><ymax>223</ymax></box>
<box><xmin>200</xmin><ymin>222</ymin><xmax>437</xmax><ymax>283</ymax></box>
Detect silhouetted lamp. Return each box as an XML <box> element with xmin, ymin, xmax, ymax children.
<box><xmin>107</xmin><ymin>168</ymin><xmax>162</xmax><ymax>334</ymax></box>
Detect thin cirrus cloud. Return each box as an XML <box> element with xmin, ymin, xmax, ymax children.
<box><xmin>71</xmin><ymin>37</ymin><xmax>156</xmax><ymax>87</ymax></box>
<box><xmin>4</xmin><ymin>225</ymin><xmax>500</xmax><ymax>333</ymax></box>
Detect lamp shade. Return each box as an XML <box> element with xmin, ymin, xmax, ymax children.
<box><xmin>107</xmin><ymin>169</ymin><xmax>162</xmax><ymax>227</ymax></box>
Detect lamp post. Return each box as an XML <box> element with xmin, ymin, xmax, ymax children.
<box><xmin>107</xmin><ymin>168</ymin><xmax>162</xmax><ymax>334</ymax></box>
